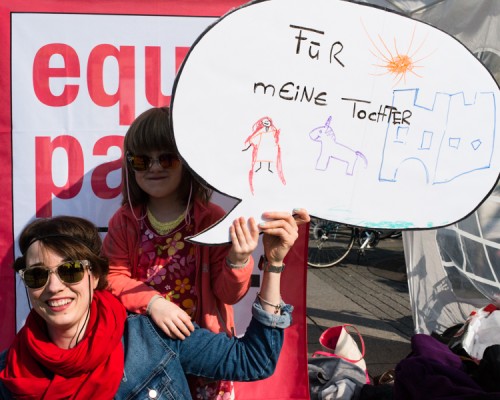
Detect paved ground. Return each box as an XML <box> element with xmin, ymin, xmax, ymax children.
<box><xmin>306</xmin><ymin>235</ymin><xmax>414</xmax><ymax>378</ymax></box>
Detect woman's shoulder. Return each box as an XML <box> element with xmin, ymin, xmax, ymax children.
<box><xmin>123</xmin><ymin>314</ymin><xmax>179</xmax><ymax>359</ymax></box>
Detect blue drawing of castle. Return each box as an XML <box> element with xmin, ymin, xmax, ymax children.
<box><xmin>379</xmin><ymin>89</ymin><xmax>496</xmax><ymax>184</ymax></box>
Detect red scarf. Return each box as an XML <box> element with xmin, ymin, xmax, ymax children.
<box><xmin>0</xmin><ymin>290</ymin><xmax>126</xmax><ymax>399</ymax></box>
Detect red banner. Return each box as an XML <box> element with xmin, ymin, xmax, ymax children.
<box><xmin>235</xmin><ymin>224</ymin><xmax>309</xmax><ymax>399</ymax></box>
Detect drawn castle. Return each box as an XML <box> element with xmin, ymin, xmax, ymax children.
<box><xmin>379</xmin><ymin>89</ymin><xmax>496</xmax><ymax>184</ymax></box>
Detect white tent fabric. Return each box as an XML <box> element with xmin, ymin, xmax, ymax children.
<box><xmin>405</xmin><ymin>186</ymin><xmax>500</xmax><ymax>335</ymax></box>
<box><xmin>403</xmin><ymin>1</ymin><xmax>500</xmax><ymax>334</ymax></box>
<box><xmin>355</xmin><ymin>0</ymin><xmax>500</xmax><ymax>334</ymax></box>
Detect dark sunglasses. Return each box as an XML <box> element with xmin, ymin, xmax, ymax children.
<box><xmin>19</xmin><ymin>260</ymin><xmax>91</xmax><ymax>289</ymax></box>
<box><xmin>126</xmin><ymin>152</ymin><xmax>180</xmax><ymax>172</ymax></box>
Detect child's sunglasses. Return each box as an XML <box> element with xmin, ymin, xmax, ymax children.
<box><xmin>19</xmin><ymin>260</ymin><xmax>91</xmax><ymax>289</ymax></box>
<box><xmin>126</xmin><ymin>152</ymin><xmax>180</xmax><ymax>172</ymax></box>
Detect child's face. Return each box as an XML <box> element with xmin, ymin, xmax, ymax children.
<box><xmin>133</xmin><ymin>150</ymin><xmax>183</xmax><ymax>202</ymax></box>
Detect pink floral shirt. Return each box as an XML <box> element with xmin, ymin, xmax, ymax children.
<box><xmin>136</xmin><ymin>216</ymin><xmax>198</xmax><ymax>317</ymax></box>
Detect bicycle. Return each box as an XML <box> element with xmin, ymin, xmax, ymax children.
<box><xmin>307</xmin><ymin>217</ymin><xmax>401</xmax><ymax>268</ymax></box>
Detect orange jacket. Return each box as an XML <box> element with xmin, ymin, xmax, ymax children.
<box><xmin>102</xmin><ymin>200</ymin><xmax>254</xmax><ymax>336</ymax></box>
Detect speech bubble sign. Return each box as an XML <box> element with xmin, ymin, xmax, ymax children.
<box><xmin>171</xmin><ymin>0</ymin><xmax>500</xmax><ymax>244</ymax></box>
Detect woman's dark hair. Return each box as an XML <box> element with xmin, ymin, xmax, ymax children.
<box><xmin>122</xmin><ymin>106</ymin><xmax>212</xmax><ymax>207</ymax></box>
<box><xmin>14</xmin><ymin>216</ymin><xmax>109</xmax><ymax>290</ymax></box>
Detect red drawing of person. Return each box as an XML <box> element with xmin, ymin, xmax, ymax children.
<box><xmin>243</xmin><ymin>116</ymin><xmax>286</xmax><ymax>194</ymax></box>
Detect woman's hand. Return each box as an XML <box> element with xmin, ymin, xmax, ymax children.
<box><xmin>256</xmin><ymin>208</ymin><xmax>310</xmax><ymax>314</ymax></box>
<box><xmin>149</xmin><ymin>297</ymin><xmax>195</xmax><ymax>340</ymax></box>
<box><xmin>259</xmin><ymin>208</ymin><xmax>310</xmax><ymax>263</ymax></box>
<box><xmin>226</xmin><ymin>216</ymin><xmax>260</xmax><ymax>267</ymax></box>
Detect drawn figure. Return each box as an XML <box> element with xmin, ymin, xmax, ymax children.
<box><xmin>243</xmin><ymin>116</ymin><xmax>286</xmax><ymax>194</ymax></box>
<box><xmin>309</xmin><ymin>116</ymin><xmax>368</xmax><ymax>174</ymax></box>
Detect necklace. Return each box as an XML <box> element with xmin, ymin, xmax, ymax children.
<box><xmin>147</xmin><ymin>208</ymin><xmax>185</xmax><ymax>236</ymax></box>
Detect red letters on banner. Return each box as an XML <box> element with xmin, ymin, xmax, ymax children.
<box><xmin>32</xmin><ymin>43</ymin><xmax>189</xmax><ymax>217</ymax></box>
<box><xmin>91</xmin><ymin>135</ymin><xmax>124</xmax><ymax>200</ymax></box>
<box><xmin>88</xmin><ymin>45</ymin><xmax>136</xmax><ymax>126</ymax></box>
<box><xmin>32</xmin><ymin>43</ymin><xmax>189</xmax><ymax>126</ymax></box>
<box><xmin>35</xmin><ymin>135</ymin><xmax>123</xmax><ymax>218</ymax></box>
<box><xmin>35</xmin><ymin>135</ymin><xmax>84</xmax><ymax>217</ymax></box>
<box><xmin>33</xmin><ymin>44</ymin><xmax>80</xmax><ymax>106</ymax></box>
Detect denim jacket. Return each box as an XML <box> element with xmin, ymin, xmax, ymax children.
<box><xmin>0</xmin><ymin>301</ymin><xmax>292</xmax><ymax>399</ymax></box>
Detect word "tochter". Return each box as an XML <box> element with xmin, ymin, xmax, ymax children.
<box><xmin>342</xmin><ymin>97</ymin><xmax>412</xmax><ymax>125</ymax></box>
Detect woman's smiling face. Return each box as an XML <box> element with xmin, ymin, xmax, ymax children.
<box><xmin>24</xmin><ymin>241</ymin><xmax>99</xmax><ymax>348</ymax></box>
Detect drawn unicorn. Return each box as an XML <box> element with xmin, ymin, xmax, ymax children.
<box><xmin>309</xmin><ymin>116</ymin><xmax>367</xmax><ymax>174</ymax></box>
<box><xmin>243</xmin><ymin>116</ymin><xmax>286</xmax><ymax>194</ymax></box>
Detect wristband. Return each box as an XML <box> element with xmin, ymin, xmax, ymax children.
<box><xmin>258</xmin><ymin>255</ymin><xmax>285</xmax><ymax>273</ymax></box>
<box><xmin>257</xmin><ymin>292</ymin><xmax>282</xmax><ymax>314</ymax></box>
<box><xmin>225</xmin><ymin>257</ymin><xmax>249</xmax><ymax>269</ymax></box>
<box><xmin>146</xmin><ymin>294</ymin><xmax>164</xmax><ymax>315</ymax></box>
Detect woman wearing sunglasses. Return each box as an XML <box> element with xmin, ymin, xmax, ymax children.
<box><xmin>0</xmin><ymin>210</ymin><xmax>309</xmax><ymax>399</ymax></box>
<box><xmin>103</xmin><ymin>106</ymin><xmax>262</xmax><ymax>398</ymax></box>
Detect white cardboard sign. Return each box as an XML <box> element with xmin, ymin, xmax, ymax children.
<box><xmin>171</xmin><ymin>0</ymin><xmax>500</xmax><ymax>244</ymax></box>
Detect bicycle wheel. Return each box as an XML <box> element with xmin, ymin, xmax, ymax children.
<box><xmin>356</xmin><ymin>229</ymin><xmax>380</xmax><ymax>249</ymax></box>
<box><xmin>307</xmin><ymin>218</ymin><xmax>355</xmax><ymax>268</ymax></box>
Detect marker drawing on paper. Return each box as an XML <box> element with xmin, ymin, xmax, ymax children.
<box><xmin>363</xmin><ymin>21</ymin><xmax>433</xmax><ymax>86</ymax></box>
<box><xmin>309</xmin><ymin>116</ymin><xmax>368</xmax><ymax>174</ymax></box>
<box><xmin>243</xmin><ymin>116</ymin><xmax>286</xmax><ymax>194</ymax></box>
<box><xmin>380</xmin><ymin>90</ymin><xmax>497</xmax><ymax>184</ymax></box>
<box><xmin>170</xmin><ymin>0</ymin><xmax>499</xmax><ymax>242</ymax></box>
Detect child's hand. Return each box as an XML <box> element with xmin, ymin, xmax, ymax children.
<box><xmin>226</xmin><ymin>216</ymin><xmax>260</xmax><ymax>267</ymax></box>
<box><xmin>149</xmin><ymin>297</ymin><xmax>195</xmax><ymax>340</ymax></box>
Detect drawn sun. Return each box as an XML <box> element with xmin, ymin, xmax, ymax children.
<box><xmin>362</xmin><ymin>22</ymin><xmax>434</xmax><ymax>85</ymax></box>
